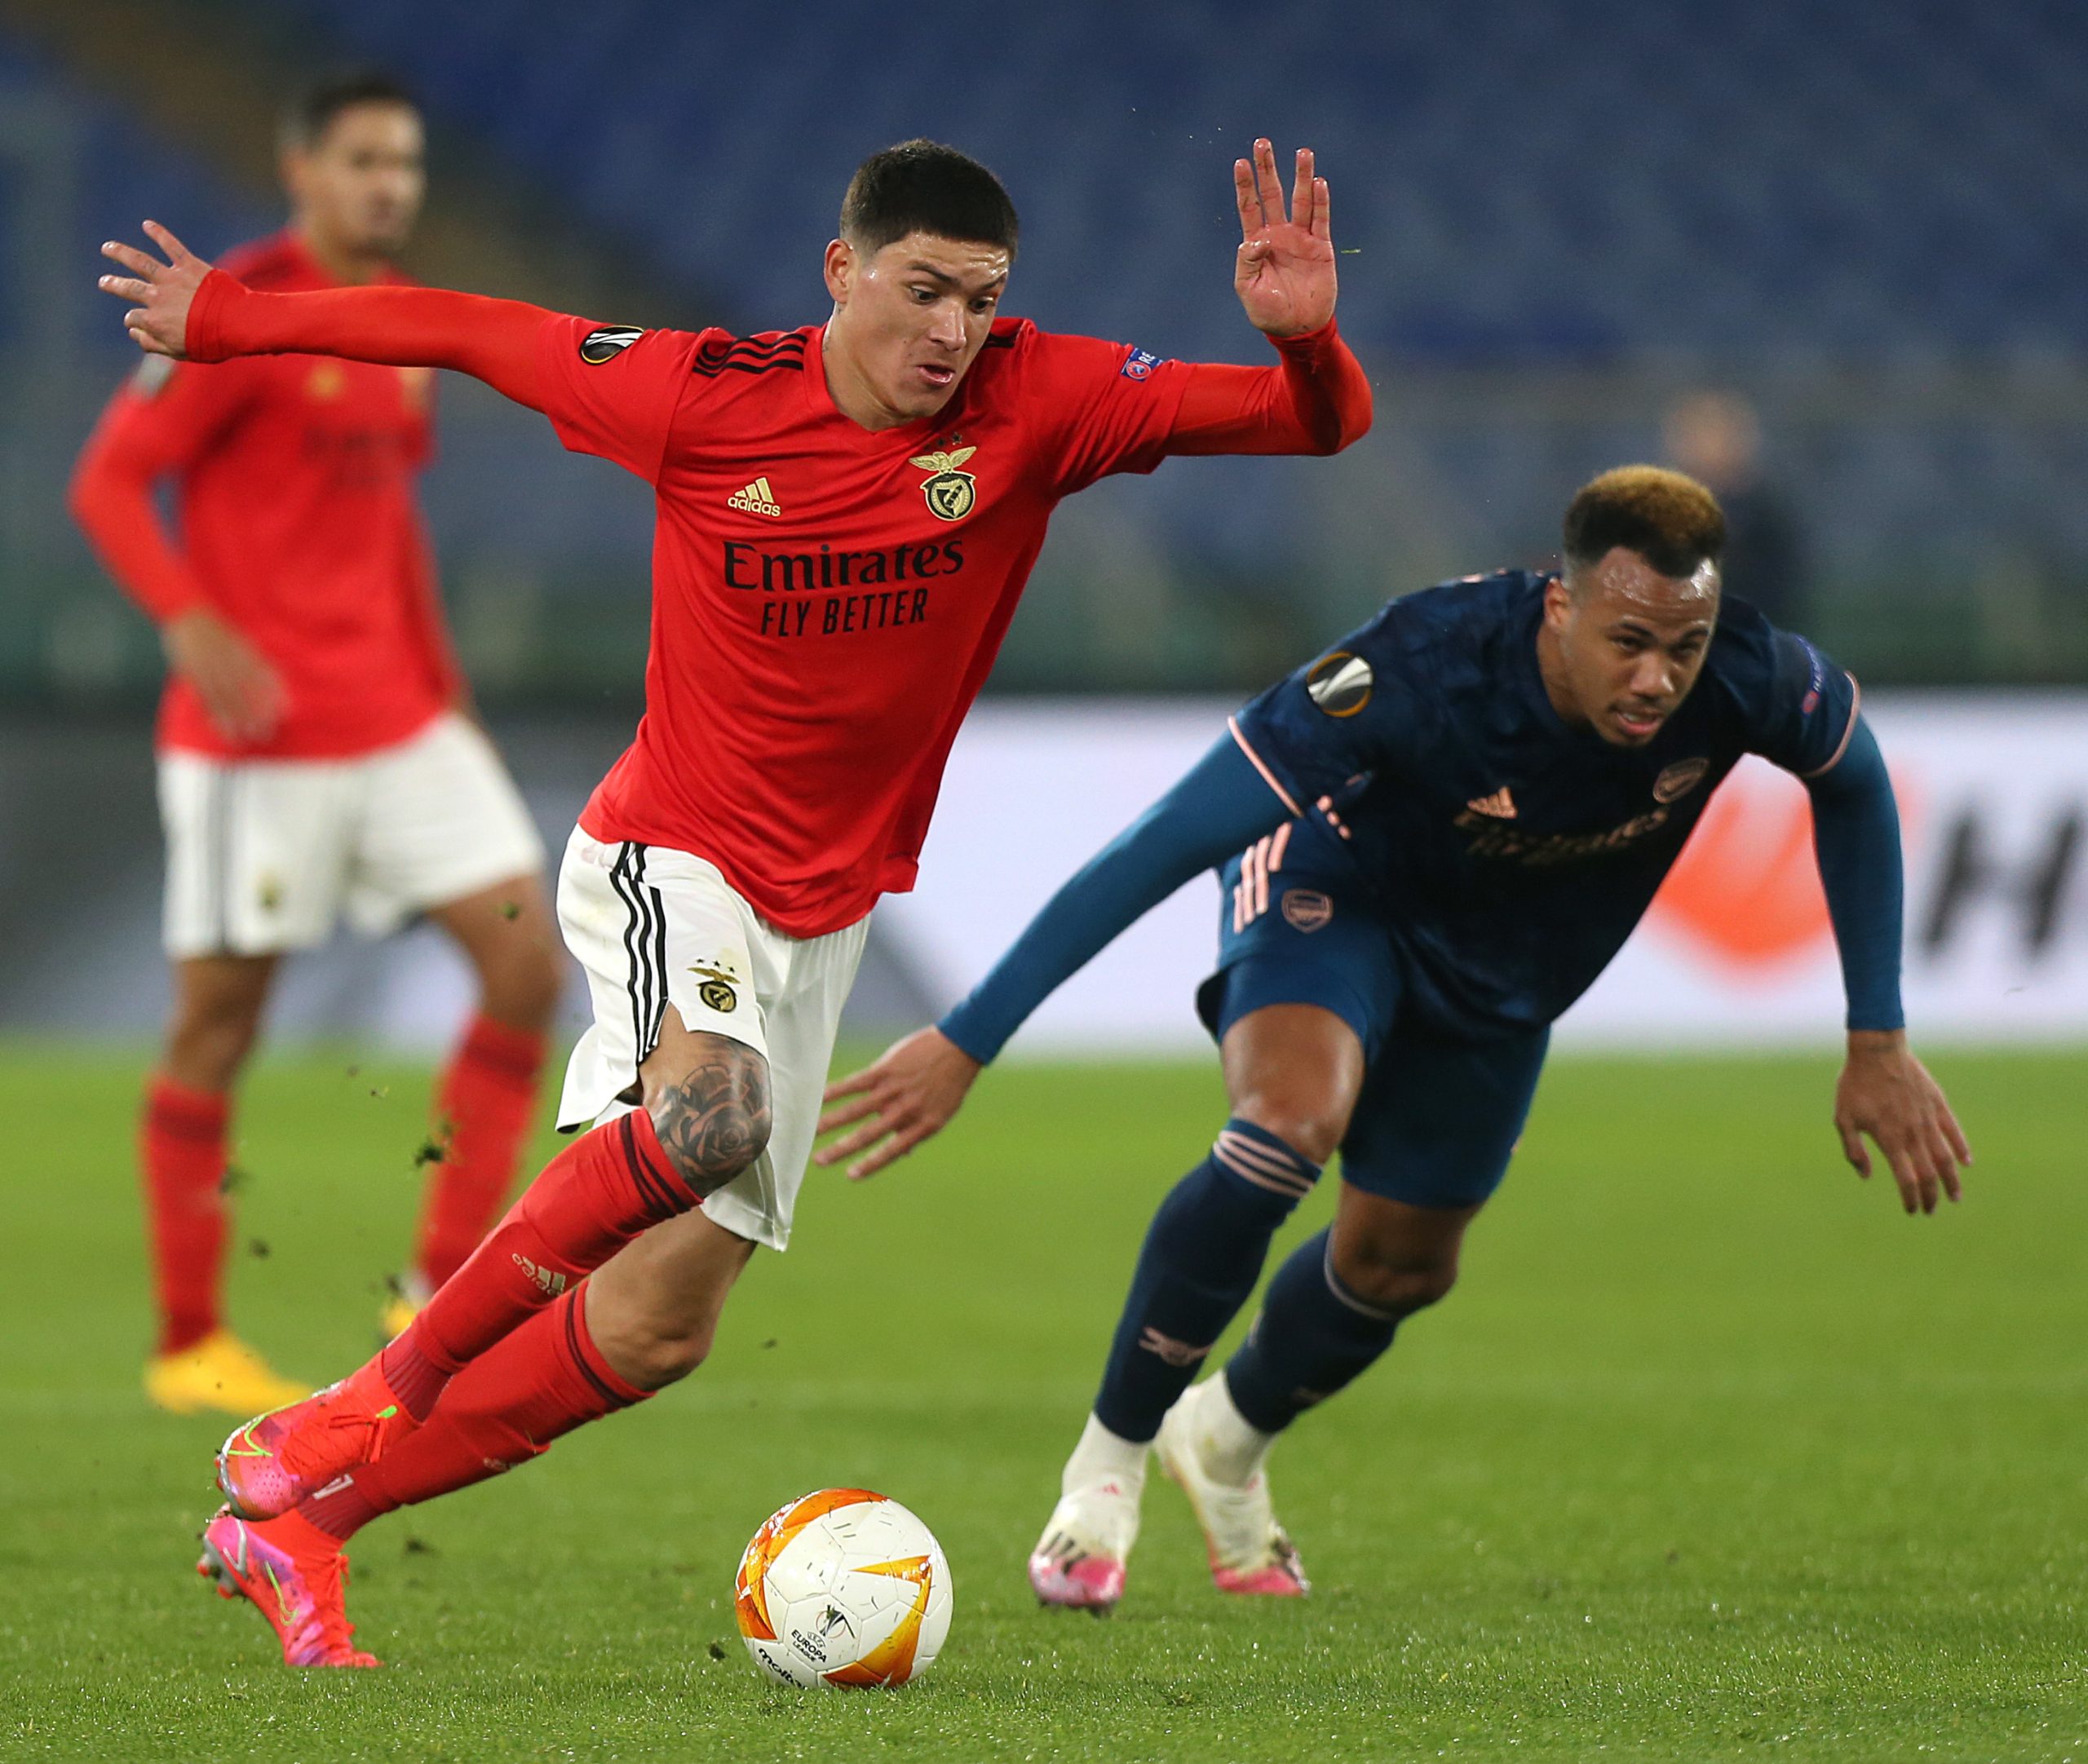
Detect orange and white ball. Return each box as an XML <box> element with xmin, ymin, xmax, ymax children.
<box><xmin>732</xmin><ymin>1488</ymin><xmax>953</xmax><ymax>1689</ymax></box>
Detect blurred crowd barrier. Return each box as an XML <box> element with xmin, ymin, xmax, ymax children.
<box><xmin>2</xmin><ymin>698</ymin><xmax>2079</xmax><ymax>1052</ymax></box>
<box><xmin>10</xmin><ymin>364</ymin><xmax>2088</xmax><ymax>708</ymax></box>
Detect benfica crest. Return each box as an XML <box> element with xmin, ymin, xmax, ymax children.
<box><xmin>909</xmin><ymin>446</ymin><xmax>978</xmax><ymax>522</ymax></box>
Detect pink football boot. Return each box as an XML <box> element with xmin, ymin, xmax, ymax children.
<box><xmin>216</xmin><ymin>1359</ymin><xmax>418</xmax><ymax>1519</ymax></box>
<box><xmin>197</xmin><ymin>1507</ymin><xmax>379</xmax><ymax>1668</ymax></box>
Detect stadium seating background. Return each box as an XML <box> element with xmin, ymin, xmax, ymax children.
<box><xmin>3</xmin><ymin>0</ymin><xmax>2086</xmax><ymax>710</ymax></box>
<box><xmin>268</xmin><ymin>0</ymin><xmax>2088</xmax><ymax>365</ymax></box>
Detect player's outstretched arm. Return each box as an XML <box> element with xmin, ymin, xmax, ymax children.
<box><xmin>100</xmin><ymin>222</ymin><xmax>551</xmax><ymax>410</ymax></box>
<box><xmin>815</xmin><ymin>735</ymin><xmax>1292</xmax><ymax>1180</ymax></box>
<box><xmin>1161</xmin><ymin>140</ymin><xmax>1373</xmax><ymax>459</ymax></box>
<box><xmin>1807</xmin><ymin>716</ymin><xmax>1972</xmax><ymax>1212</ymax></box>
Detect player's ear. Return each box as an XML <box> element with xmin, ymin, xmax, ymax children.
<box><xmin>823</xmin><ymin>238</ymin><xmax>856</xmax><ymax>306</ymax></box>
<box><xmin>1543</xmin><ymin>573</ymin><xmax>1576</xmax><ymax>630</ymax></box>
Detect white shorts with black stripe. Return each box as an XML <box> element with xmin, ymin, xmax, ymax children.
<box><xmin>157</xmin><ymin>713</ymin><xmax>545</xmax><ymax>960</ymax></box>
<box><xmin>553</xmin><ymin>827</ymin><xmax>869</xmax><ymax>1252</ymax></box>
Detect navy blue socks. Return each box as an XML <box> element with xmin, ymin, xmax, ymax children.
<box><xmin>1092</xmin><ymin>1120</ymin><xmax>1320</xmax><ymax>1443</ymax></box>
<box><xmin>1223</xmin><ymin>1227</ymin><xmax>1405</xmax><ymax>1435</ymax></box>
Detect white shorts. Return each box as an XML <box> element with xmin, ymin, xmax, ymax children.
<box><xmin>158</xmin><ymin>712</ymin><xmax>546</xmax><ymax>960</ymax></box>
<box><xmin>555</xmin><ymin>829</ymin><xmax>869</xmax><ymax>1253</ymax></box>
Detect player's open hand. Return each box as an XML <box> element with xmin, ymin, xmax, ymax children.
<box><xmin>164</xmin><ymin>608</ymin><xmax>287</xmax><ymax>744</ymax></box>
<box><xmin>1833</xmin><ymin>1030</ymin><xmax>1972</xmax><ymax>1214</ymax></box>
<box><xmin>815</xmin><ymin>1027</ymin><xmax>982</xmax><ymax>1181</ymax></box>
<box><xmin>1232</xmin><ymin>139</ymin><xmax>1338</xmax><ymax>338</ymax></box>
<box><xmin>98</xmin><ymin>221</ymin><xmax>213</xmax><ymax>359</ymax></box>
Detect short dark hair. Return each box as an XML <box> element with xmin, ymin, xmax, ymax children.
<box><xmin>840</xmin><ymin>140</ymin><xmax>1019</xmax><ymax>261</ymax></box>
<box><xmin>281</xmin><ymin>70</ymin><xmax>418</xmax><ymax>153</ymax></box>
<box><xmin>1563</xmin><ymin>466</ymin><xmax>1726</xmax><ymax>582</ymax></box>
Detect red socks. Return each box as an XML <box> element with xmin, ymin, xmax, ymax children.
<box><xmin>379</xmin><ymin>1111</ymin><xmax>690</xmax><ymax>1420</ymax></box>
<box><xmin>140</xmin><ymin>1076</ymin><xmax>230</xmax><ymax>1355</ymax></box>
<box><xmin>302</xmin><ymin>1285</ymin><xmax>646</xmax><ymax>1541</ymax></box>
<box><xmin>411</xmin><ymin>1015</ymin><xmax>547</xmax><ymax>1289</ymax></box>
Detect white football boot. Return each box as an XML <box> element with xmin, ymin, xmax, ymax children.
<box><xmin>1155</xmin><ymin>1375</ymin><xmax>1309</xmax><ymax>1596</ymax></box>
<box><xmin>1027</xmin><ymin>1414</ymin><xmax>1147</xmax><ymax>1612</ymax></box>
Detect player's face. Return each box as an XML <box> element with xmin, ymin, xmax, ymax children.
<box><xmin>822</xmin><ymin>232</ymin><xmax>1010</xmax><ymax>428</ymax></box>
<box><xmin>285</xmin><ymin>102</ymin><xmax>426</xmax><ymax>262</ymax></box>
<box><xmin>1544</xmin><ymin>548</ymin><xmax>1719</xmax><ymax>746</ymax></box>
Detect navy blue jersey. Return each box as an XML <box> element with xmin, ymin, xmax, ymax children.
<box><xmin>1228</xmin><ymin>570</ymin><xmax>1860</xmax><ymax>1037</ymax></box>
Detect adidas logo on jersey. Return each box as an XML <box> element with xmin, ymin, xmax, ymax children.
<box><xmin>728</xmin><ymin>475</ymin><xmax>783</xmax><ymax>518</ymax></box>
<box><xmin>1466</xmin><ymin>788</ymin><xmax>1517</xmax><ymax>819</ymax></box>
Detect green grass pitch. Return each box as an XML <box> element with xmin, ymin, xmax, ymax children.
<box><xmin>1</xmin><ymin>1043</ymin><xmax>2081</xmax><ymax>1762</ymax></box>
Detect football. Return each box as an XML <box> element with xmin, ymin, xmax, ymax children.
<box><xmin>732</xmin><ymin>1488</ymin><xmax>953</xmax><ymax>1689</ymax></box>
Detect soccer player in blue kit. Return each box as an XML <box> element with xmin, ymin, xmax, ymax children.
<box><xmin>820</xmin><ymin>466</ymin><xmax>1973</xmax><ymax>1611</ymax></box>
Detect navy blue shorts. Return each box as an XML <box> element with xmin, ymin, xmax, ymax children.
<box><xmin>1195</xmin><ymin>821</ymin><xmax>1547</xmax><ymax>1210</ymax></box>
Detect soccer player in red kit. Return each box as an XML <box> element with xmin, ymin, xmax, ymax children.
<box><xmin>71</xmin><ymin>73</ymin><xmax>562</xmax><ymax>1421</ymax></box>
<box><xmin>101</xmin><ymin>136</ymin><xmax>1371</xmax><ymax>1666</ymax></box>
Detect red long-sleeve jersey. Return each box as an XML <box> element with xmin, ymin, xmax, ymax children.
<box><xmin>183</xmin><ymin>272</ymin><xmax>1373</xmax><ymax>932</ymax></box>
<box><xmin>69</xmin><ymin>233</ymin><xmax>460</xmax><ymax>759</ymax></box>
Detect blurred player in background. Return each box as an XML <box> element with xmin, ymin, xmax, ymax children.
<box><xmin>100</xmin><ymin>135</ymin><xmax>1371</xmax><ymax>1666</ymax></box>
<box><xmin>70</xmin><ymin>73</ymin><xmax>560</xmax><ymax>1419</ymax></box>
<box><xmin>1664</xmin><ymin>388</ymin><xmax>1810</xmax><ymax>626</ymax></box>
<box><xmin>825</xmin><ymin>466</ymin><xmax>1971</xmax><ymax>1611</ymax></box>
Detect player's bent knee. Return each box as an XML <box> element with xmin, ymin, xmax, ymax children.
<box><xmin>647</xmin><ymin>1039</ymin><xmax>772</xmax><ymax>1200</ymax></box>
<box><xmin>1330</xmin><ymin>1246</ymin><xmax>1459</xmax><ymax>1319</ymax></box>
<box><xmin>1228</xmin><ymin>1098</ymin><xmax>1347</xmax><ymax>1170</ymax></box>
<box><xmin>613</xmin><ymin>1322</ymin><xmax>716</xmax><ymax>1390</ymax></box>
<box><xmin>1220</xmin><ymin>1006</ymin><xmax>1365</xmax><ymax>1168</ymax></box>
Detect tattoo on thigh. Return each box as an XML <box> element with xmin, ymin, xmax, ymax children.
<box><xmin>652</xmin><ymin>1046</ymin><xmax>771</xmax><ymax>1198</ymax></box>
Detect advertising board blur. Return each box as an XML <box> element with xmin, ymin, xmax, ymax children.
<box><xmin>880</xmin><ymin>695</ymin><xmax>2087</xmax><ymax>1054</ymax></box>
